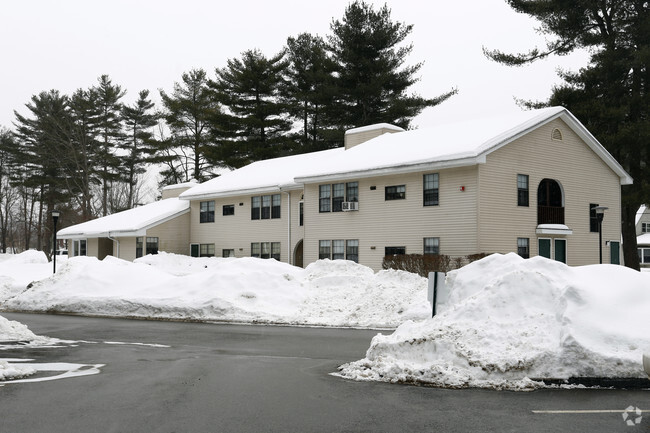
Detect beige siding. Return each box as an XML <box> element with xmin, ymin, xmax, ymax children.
<box><xmin>148</xmin><ymin>212</ymin><xmax>191</xmax><ymax>256</ymax></box>
<box><xmin>189</xmin><ymin>194</ymin><xmax>291</xmax><ymax>261</ymax></box>
<box><xmin>86</xmin><ymin>238</ymin><xmax>99</xmax><ymax>258</ymax></box>
<box><xmin>478</xmin><ymin>118</ymin><xmax>622</xmax><ymax>265</ymax></box>
<box><xmin>303</xmin><ymin>167</ymin><xmax>479</xmax><ymax>271</ymax></box>
<box><xmin>117</xmin><ymin>237</ymin><xmax>137</xmax><ymax>261</ymax></box>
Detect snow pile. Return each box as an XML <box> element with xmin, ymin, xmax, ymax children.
<box><xmin>337</xmin><ymin>253</ymin><xmax>650</xmax><ymax>389</ymax></box>
<box><xmin>0</xmin><ymin>314</ymin><xmax>44</xmax><ymax>380</ymax></box>
<box><xmin>1</xmin><ymin>253</ymin><xmax>429</xmax><ymax>327</ymax></box>
<box><xmin>0</xmin><ymin>251</ymin><xmax>53</xmax><ymax>303</ymax></box>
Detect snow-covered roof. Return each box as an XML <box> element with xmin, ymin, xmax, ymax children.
<box><xmin>180</xmin><ymin>148</ymin><xmax>344</xmax><ymax>200</ymax></box>
<box><xmin>57</xmin><ymin>198</ymin><xmax>190</xmax><ymax>239</ymax></box>
<box><xmin>180</xmin><ymin>107</ymin><xmax>632</xmax><ymax>200</ymax></box>
<box><xmin>344</xmin><ymin>123</ymin><xmax>405</xmax><ymax>135</ymax></box>
<box><xmin>162</xmin><ymin>181</ymin><xmax>198</xmax><ymax>191</ymax></box>
<box><xmin>638</xmin><ymin>233</ymin><xmax>650</xmax><ymax>246</ymax></box>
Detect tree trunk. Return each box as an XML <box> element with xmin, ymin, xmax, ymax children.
<box><xmin>621</xmin><ymin>202</ymin><xmax>640</xmax><ymax>271</ymax></box>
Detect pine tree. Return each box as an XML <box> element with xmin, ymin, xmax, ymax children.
<box><xmin>485</xmin><ymin>0</ymin><xmax>650</xmax><ymax>270</ymax></box>
<box><xmin>94</xmin><ymin>75</ymin><xmax>126</xmax><ymax>216</ymax></box>
<box><xmin>208</xmin><ymin>49</ymin><xmax>292</xmax><ymax>168</ymax></box>
<box><xmin>285</xmin><ymin>33</ymin><xmax>339</xmax><ymax>152</ymax></box>
<box><xmin>328</xmin><ymin>1</ymin><xmax>456</xmax><ymax>130</ymax></box>
<box><xmin>121</xmin><ymin>90</ymin><xmax>159</xmax><ymax>209</ymax></box>
<box><xmin>159</xmin><ymin>68</ymin><xmax>219</xmax><ymax>183</ymax></box>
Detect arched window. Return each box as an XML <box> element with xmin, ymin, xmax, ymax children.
<box><xmin>537</xmin><ymin>179</ymin><xmax>564</xmax><ymax>224</ymax></box>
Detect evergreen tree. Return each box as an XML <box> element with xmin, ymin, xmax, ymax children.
<box><xmin>208</xmin><ymin>49</ymin><xmax>292</xmax><ymax>168</ymax></box>
<box><xmin>93</xmin><ymin>75</ymin><xmax>126</xmax><ymax>216</ymax></box>
<box><xmin>328</xmin><ymin>1</ymin><xmax>456</xmax><ymax>130</ymax></box>
<box><xmin>121</xmin><ymin>90</ymin><xmax>159</xmax><ymax>209</ymax></box>
<box><xmin>485</xmin><ymin>0</ymin><xmax>650</xmax><ymax>270</ymax></box>
<box><xmin>285</xmin><ymin>33</ymin><xmax>339</xmax><ymax>152</ymax></box>
<box><xmin>160</xmin><ymin>68</ymin><xmax>219</xmax><ymax>183</ymax></box>
<box><xmin>13</xmin><ymin>90</ymin><xmax>73</xmax><ymax>252</ymax></box>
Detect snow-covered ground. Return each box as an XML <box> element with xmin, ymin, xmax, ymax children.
<box><xmin>1</xmin><ymin>251</ymin><xmax>649</xmax><ymax>389</ymax></box>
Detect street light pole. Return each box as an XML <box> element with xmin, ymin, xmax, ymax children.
<box><xmin>594</xmin><ymin>206</ymin><xmax>608</xmax><ymax>264</ymax></box>
<box><xmin>51</xmin><ymin>210</ymin><xmax>60</xmax><ymax>274</ymax></box>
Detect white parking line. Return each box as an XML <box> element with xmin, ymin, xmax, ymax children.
<box><xmin>533</xmin><ymin>410</ymin><xmax>646</xmax><ymax>414</ymax></box>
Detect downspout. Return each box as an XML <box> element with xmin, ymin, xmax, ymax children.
<box><xmin>107</xmin><ymin>233</ymin><xmax>120</xmax><ymax>259</ymax></box>
<box><xmin>282</xmin><ymin>190</ymin><xmax>291</xmax><ymax>265</ymax></box>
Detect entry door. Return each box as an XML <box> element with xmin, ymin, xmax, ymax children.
<box><xmin>538</xmin><ymin>239</ymin><xmax>551</xmax><ymax>259</ymax></box>
<box><xmin>554</xmin><ymin>239</ymin><xmax>567</xmax><ymax>264</ymax></box>
<box><xmin>190</xmin><ymin>243</ymin><xmax>199</xmax><ymax>258</ymax></box>
<box><xmin>610</xmin><ymin>241</ymin><xmax>620</xmax><ymax>265</ymax></box>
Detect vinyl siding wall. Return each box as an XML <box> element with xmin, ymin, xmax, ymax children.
<box><xmin>189</xmin><ymin>191</ymin><xmax>297</xmax><ymax>262</ymax></box>
<box><xmin>477</xmin><ymin>118</ymin><xmax>622</xmax><ymax>265</ymax></box>
<box><xmin>148</xmin><ymin>212</ymin><xmax>191</xmax><ymax>256</ymax></box>
<box><xmin>302</xmin><ymin>167</ymin><xmax>479</xmax><ymax>271</ymax></box>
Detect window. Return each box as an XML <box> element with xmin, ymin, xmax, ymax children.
<box><xmin>73</xmin><ymin>239</ymin><xmax>87</xmax><ymax>257</ymax></box>
<box><xmin>642</xmin><ymin>222</ymin><xmax>650</xmax><ymax>233</ymax></box>
<box><xmin>517</xmin><ymin>175</ymin><xmax>529</xmax><ymax>207</ymax></box>
<box><xmin>517</xmin><ymin>238</ymin><xmax>530</xmax><ymax>259</ymax></box>
<box><xmin>299</xmin><ymin>202</ymin><xmax>304</xmax><ymax>226</ymax></box>
<box><xmin>424</xmin><ymin>237</ymin><xmax>440</xmax><ymax>255</ymax></box>
<box><xmin>320</xmin><ymin>182</ymin><xmax>359</xmax><ymax>212</ymax></box>
<box><xmin>319</xmin><ymin>185</ymin><xmax>331</xmax><ymax>212</ymax></box>
<box><xmin>589</xmin><ymin>204</ymin><xmax>599</xmax><ymax>233</ymax></box>
<box><xmin>385</xmin><ymin>246</ymin><xmax>406</xmax><ymax>256</ymax></box>
<box><xmin>332</xmin><ymin>183</ymin><xmax>345</xmax><ymax>212</ymax></box>
<box><xmin>319</xmin><ymin>239</ymin><xmax>359</xmax><ymax>262</ymax></box>
<box><xmin>332</xmin><ymin>240</ymin><xmax>345</xmax><ymax>259</ymax></box>
<box><xmin>136</xmin><ymin>237</ymin><xmax>143</xmax><ymax>258</ymax></box>
<box><xmin>200</xmin><ymin>201</ymin><xmax>215</xmax><ymax>223</ymax></box>
<box><xmin>319</xmin><ymin>240</ymin><xmax>331</xmax><ymax>259</ymax></box>
<box><xmin>252</xmin><ymin>195</ymin><xmax>280</xmax><ymax>220</ymax></box>
<box><xmin>146</xmin><ymin>237</ymin><xmax>159</xmax><ymax>255</ymax></box>
<box><xmin>271</xmin><ymin>242</ymin><xmax>281</xmax><ymax>260</ymax></box>
<box><xmin>385</xmin><ymin>185</ymin><xmax>406</xmax><ymax>200</ymax></box>
<box><xmin>346</xmin><ymin>182</ymin><xmax>359</xmax><ymax>202</ymax></box>
<box><xmin>200</xmin><ymin>244</ymin><xmax>215</xmax><ymax>257</ymax></box>
<box><xmin>222</xmin><ymin>249</ymin><xmax>235</xmax><ymax>258</ymax></box>
<box><xmin>423</xmin><ymin>174</ymin><xmax>439</xmax><ymax>206</ymax></box>
<box><xmin>638</xmin><ymin>248</ymin><xmax>650</xmax><ymax>264</ymax></box>
<box><xmin>261</xmin><ymin>195</ymin><xmax>271</xmax><ymax>219</ymax></box>
<box><xmin>272</xmin><ymin>194</ymin><xmax>281</xmax><ymax>219</ymax></box>
<box><xmin>346</xmin><ymin>240</ymin><xmax>359</xmax><ymax>263</ymax></box>
<box><xmin>251</xmin><ymin>242</ymin><xmax>279</xmax><ymax>259</ymax></box>
<box><xmin>223</xmin><ymin>205</ymin><xmax>234</xmax><ymax>216</ymax></box>
<box><xmin>251</xmin><ymin>196</ymin><xmax>261</xmax><ymax>220</ymax></box>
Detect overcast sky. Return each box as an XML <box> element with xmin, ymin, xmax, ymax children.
<box><xmin>0</xmin><ymin>0</ymin><xmax>590</xmax><ymax>130</ymax></box>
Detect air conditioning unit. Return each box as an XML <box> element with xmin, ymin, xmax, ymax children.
<box><xmin>342</xmin><ymin>201</ymin><xmax>359</xmax><ymax>211</ymax></box>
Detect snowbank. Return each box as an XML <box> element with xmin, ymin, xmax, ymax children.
<box><xmin>337</xmin><ymin>253</ymin><xmax>650</xmax><ymax>389</ymax></box>
<box><xmin>0</xmin><ymin>251</ymin><xmax>52</xmax><ymax>303</ymax></box>
<box><xmin>1</xmin><ymin>253</ymin><xmax>429</xmax><ymax>327</ymax></box>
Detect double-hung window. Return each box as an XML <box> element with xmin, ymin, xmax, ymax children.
<box><xmin>146</xmin><ymin>237</ymin><xmax>159</xmax><ymax>255</ymax></box>
<box><xmin>385</xmin><ymin>185</ymin><xmax>406</xmax><ymax>200</ymax></box>
<box><xmin>136</xmin><ymin>237</ymin><xmax>143</xmax><ymax>258</ymax></box>
<box><xmin>319</xmin><ymin>239</ymin><xmax>359</xmax><ymax>263</ymax></box>
<box><xmin>319</xmin><ymin>185</ymin><xmax>331</xmax><ymax>212</ymax></box>
<box><xmin>589</xmin><ymin>204</ymin><xmax>599</xmax><ymax>233</ymax></box>
<box><xmin>639</xmin><ymin>248</ymin><xmax>650</xmax><ymax>264</ymax></box>
<box><xmin>517</xmin><ymin>175</ymin><xmax>529</xmax><ymax>207</ymax></box>
<box><xmin>332</xmin><ymin>240</ymin><xmax>345</xmax><ymax>259</ymax></box>
<box><xmin>332</xmin><ymin>184</ymin><xmax>345</xmax><ymax>212</ymax></box>
<box><xmin>346</xmin><ymin>240</ymin><xmax>359</xmax><ymax>263</ymax></box>
<box><xmin>642</xmin><ymin>222</ymin><xmax>650</xmax><ymax>233</ymax></box>
<box><xmin>200</xmin><ymin>244</ymin><xmax>215</xmax><ymax>257</ymax></box>
<box><xmin>251</xmin><ymin>194</ymin><xmax>280</xmax><ymax>220</ymax></box>
<box><xmin>200</xmin><ymin>201</ymin><xmax>215</xmax><ymax>223</ymax></box>
<box><xmin>319</xmin><ymin>240</ymin><xmax>331</xmax><ymax>259</ymax></box>
<box><xmin>517</xmin><ymin>238</ymin><xmax>530</xmax><ymax>259</ymax></box>
<box><xmin>423</xmin><ymin>237</ymin><xmax>440</xmax><ymax>255</ymax></box>
<box><xmin>223</xmin><ymin>205</ymin><xmax>234</xmax><ymax>216</ymax></box>
<box><xmin>251</xmin><ymin>242</ymin><xmax>280</xmax><ymax>259</ymax></box>
<box><xmin>423</xmin><ymin>174</ymin><xmax>439</xmax><ymax>206</ymax></box>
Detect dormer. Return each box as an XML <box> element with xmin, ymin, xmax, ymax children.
<box><xmin>161</xmin><ymin>181</ymin><xmax>198</xmax><ymax>199</ymax></box>
<box><xmin>344</xmin><ymin>123</ymin><xmax>405</xmax><ymax>150</ymax></box>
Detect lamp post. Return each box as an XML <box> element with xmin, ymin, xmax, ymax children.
<box><xmin>51</xmin><ymin>210</ymin><xmax>60</xmax><ymax>274</ymax></box>
<box><xmin>594</xmin><ymin>206</ymin><xmax>608</xmax><ymax>264</ymax></box>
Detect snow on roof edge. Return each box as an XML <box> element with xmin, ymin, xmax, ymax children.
<box><xmin>345</xmin><ymin>123</ymin><xmax>405</xmax><ymax>135</ymax></box>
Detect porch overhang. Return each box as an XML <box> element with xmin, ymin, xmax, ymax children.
<box><xmin>536</xmin><ymin>224</ymin><xmax>573</xmax><ymax>235</ymax></box>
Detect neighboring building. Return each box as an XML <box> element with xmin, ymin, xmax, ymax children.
<box><xmin>636</xmin><ymin>205</ymin><xmax>650</xmax><ymax>269</ymax></box>
<box><xmin>59</xmin><ymin>107</ymin><xmax>632</xmax><ymax>270</ymax></box>
<box><xmin>57</xmin><ymin>183</ymin><xmax>195</xmax><ymax>261</ymax></box>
